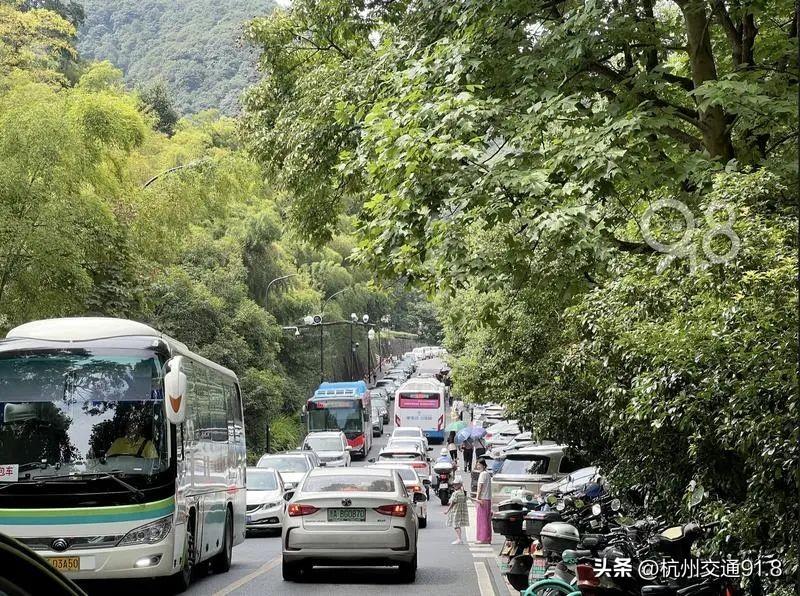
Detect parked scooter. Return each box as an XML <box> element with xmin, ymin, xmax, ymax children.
<box><xmin>433</xmin><ymin>461</ymin><xmax>455</xmax><ymax>505</ymax></box>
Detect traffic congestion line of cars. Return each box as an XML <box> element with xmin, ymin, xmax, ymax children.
<box><xmin>242</xmin><ymin>349</ymin><xmax>450</xmax><ymax>583</ymax></box>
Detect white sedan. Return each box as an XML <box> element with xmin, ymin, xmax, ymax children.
<box><xmin>281</xmin><ymin>468</ymin><xmax>422</xmax><ymax>582</ymax></box>
<box><xmin>246</xmin><ymin>467</ymin><xmax>286</xmax><ymax>533</ymax></box>
<box><xmin>368</xmin><ymin>464</ymin><xmax>428</xmax><ymax>528</ymax></box>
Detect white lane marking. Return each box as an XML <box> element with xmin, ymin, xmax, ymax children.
<box><xmin>466</xmin><ymin>501</ymin><xmax>478</xmax><ymax>543</ymax></box>
<box><xmin>213</xmin><ymin>556</ymin><xmax>281</xmax><ymax>596</ymax></box>
<box><xmin>474</xmin><ymin>560</ymin><xmax>494</xmax><ymax>596</ymax></box>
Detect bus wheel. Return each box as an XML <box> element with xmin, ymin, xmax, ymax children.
<box><xmin>167</xmin><ymin>522</ymin><xmax>195</xmax><ymax>593</ymax></box>
<box><xmin>211</xmin><ymin>508</ymin><xmax>233</xmax><ymax>574</ymax></box>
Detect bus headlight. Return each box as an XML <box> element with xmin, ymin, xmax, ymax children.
<box><xmin>118</xmin><ymin>516</ymin><xmax>172</xmax><ymax>546</ymax></box>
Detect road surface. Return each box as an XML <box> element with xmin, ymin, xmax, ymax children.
<box><xmin>80</xmin><ymin>358</ymin><xmax>510</xmax><ymax>596</ymax></box>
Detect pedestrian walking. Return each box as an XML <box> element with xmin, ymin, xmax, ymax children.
<box><xmin>447</xmin><ymin>431</ymin><xmax>458</xmax><ymax>463</ymax></box>
<box><xmin>472</xmin><ymin>458</ymin><xmax>492</xmax><ymax>544</ymax></box>
<box><xmin>461</xmin><ymin>437</ymin><xmax>474</xmax><ymax>472</ymax></box>
<box><xmin>445</xmin><ymin>478</ymin><xmax>469</xmax><ymax>544</ymax></box>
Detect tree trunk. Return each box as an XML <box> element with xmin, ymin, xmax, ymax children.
<box><xmin>675</xmin><ymin>0</ymin><xmax>735</xmax><ymax>160</ymax></box>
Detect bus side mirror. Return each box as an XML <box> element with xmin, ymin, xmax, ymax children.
<box><xmin>164</xmin><ymin>356</ymin><xmax>187</xmax><ymax>425</ymax></box>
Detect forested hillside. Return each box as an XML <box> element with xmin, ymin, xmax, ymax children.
<box><xmin>77</xmin><ymin>0</ymin><xmax>274</xmax><ymax>114</ymax></box>
<box><xmin>0</xmin><ymin>0</ymin><xmax>436</xmax><ymax>458</ymax></box>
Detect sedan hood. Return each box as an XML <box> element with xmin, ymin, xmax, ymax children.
<box><xmin>247</xmin><ymin>489</ymin><xmax>283</xmax><ymax>506</ymax></box>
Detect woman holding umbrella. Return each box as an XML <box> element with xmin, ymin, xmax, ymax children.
<box><xmin>460</xmin><ymin>437</ymin><xmax>474</xmax><ymax>472</ymax></box>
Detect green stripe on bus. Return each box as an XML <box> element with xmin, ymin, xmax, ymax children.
<box><xmin>0</xmin><ymin>497</ymin><xmax>175</xmax><ymax>525</ymax></box>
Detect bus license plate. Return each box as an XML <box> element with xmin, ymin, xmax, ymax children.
<box><xmin>47</xmin><ymin>557</ymin><xmax>80</xmax><ymax>571</ymax></box>
<box><xmin>327</xmin><ymin>508</ymin><xmax>365</xmax><ymax>522</ymax></box>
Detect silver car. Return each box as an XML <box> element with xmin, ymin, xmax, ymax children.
<box><xmin>301</xmin><ymin>431</ymin><xmax>352</xmax><ymax>467</ymax></box>
<box><xmin>246</xmin><ymin>467</ymin><xmax>286</xmax><ymax>533</ymax></box>
<box><xmin>257</xmin><ymin>453</ymin><xmax>314</xmax><ymax>490</ymax></box>
<box><xmin>281</xmin><ymin>468</ymin><xmax>421</xmax><ymax>582</ymax></box>
<box><xmin>490</xmin><ymin>445</ymin><xmax>570</xmax><ymax>506</ymax></box>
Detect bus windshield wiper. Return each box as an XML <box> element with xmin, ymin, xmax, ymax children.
<box><xmin>0</xmin><ymin>472</ymin><xmax>145</xmax><ymax>501</ymax></box>
<box><xmin>80</xmin><ymin>473</ymin><xmax>146</xmax><ymax>502</ymax></box>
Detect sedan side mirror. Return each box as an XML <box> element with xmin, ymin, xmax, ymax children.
<box><xmin>367</xmin><ymin>458</ymin><xmax>376</xmax><ymax>463</ymax></box>
<box><xmin>345</xmin><ymin>446</ymin><xmax>353</xmax><ymax>452</ymax></box>
<box><xmin>283</xmin><ymin>490</ymin><xmax>295</xmax><ymax>502</ymax></box>
<box><xmin>413</xmin><ymin>492</ymin><xmax>427</xmax><ymax>503</ymax></box>
<box><xmin>427</xmin><ymin>447</ymin><xmax>433</xmax><ymax>451</ymax></box>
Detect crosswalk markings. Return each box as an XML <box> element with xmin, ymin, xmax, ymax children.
<box><xmin>474</xmin><ymin>561</ymin><xmax>494</xmax><ymax>596</ymax></box>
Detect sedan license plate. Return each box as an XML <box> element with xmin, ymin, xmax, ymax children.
<box><xmin>47</xmin><ymin>557</ymin><xmax>80</xmax><ymax>571</ymax></box>
<box><xmin>327</xmin><ymin>508</ymin><xmax>366</xmax><ymax>522</ymax></box>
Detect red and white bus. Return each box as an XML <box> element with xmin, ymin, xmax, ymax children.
<box><xmin>394</xmin><ymin>379</ymin><xmax>447</xmax><ymax>444</ymax></box>
<box><xmin>305</xmin><ymin>381</ymin><xmax>372</xmax><ymax>457</ymax></box>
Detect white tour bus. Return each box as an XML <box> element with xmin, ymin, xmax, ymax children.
<box><xmin>393</xmin><ymin>378</ymin><xmax>448</xmax><ymax>444</ymax></box>
<box><xmin>0</xmin><ymin>318</ymin><xmax>246</xmax><ymax>591</ymax></box>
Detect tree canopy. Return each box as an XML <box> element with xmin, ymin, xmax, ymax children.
<box><xmin>1</xmin><ymin>0</ymin><xmax>433</xmax><ymax>457</ymax></box>
<box><xmin>243</xmin><ymin>0</ymin><xmax>798</xmax><ymax>587</ymax></box>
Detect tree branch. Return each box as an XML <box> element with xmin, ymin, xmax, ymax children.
<box><xmin>712</xmin><ymin>0</ymin><xmax>743</xmax><ymax>65</ymax></box>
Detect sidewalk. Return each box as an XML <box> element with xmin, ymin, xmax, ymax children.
<box><xmin>465</xmin><ymin>500</ymin><xmax>517</xmax><ymax>596</ymax></box>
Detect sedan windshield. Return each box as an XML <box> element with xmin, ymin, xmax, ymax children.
<box><xmin>393</xmin><ymin>429</ymin><xmax>421</xmax><ymax>438</ymax></box>
<box><xmin>258</xmin><ymin>456</ymin><xmax>310</xmax><ymax>473</ymax></box>
<box><xmin>247</xmin><ymin>470</ymin><xmax>279</xmax><ymax>491</ymax></box>
<box><xmin>0</xmin><ymin>349</ymin><xmax>168</xmax><ymax>479</ymax></box>
<box><xmin>304</xmin><ymin>437</ymin><xmax>343</xmax><ymax>452</ymax></box>
<box><xmin>303</xmin><ymin>474</ymin><xmax>394</xmax><ymax>492</ymax></box>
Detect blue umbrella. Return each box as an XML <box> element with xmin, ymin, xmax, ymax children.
<box><xmin>456</xmin><ymin>426</ymin><xmax>486</xmax><ymax>443</ymax></box>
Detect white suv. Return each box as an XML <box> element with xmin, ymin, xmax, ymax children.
<box><xmin>301</xmin><ymin>431</ymin><xmax>351</xmax><ymax>467</ymax></box>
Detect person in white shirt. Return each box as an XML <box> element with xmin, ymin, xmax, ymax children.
<box><xmin>472</xmin><ymin>458</ymin><xmax>492</xmax><ymax>543</ymax></box>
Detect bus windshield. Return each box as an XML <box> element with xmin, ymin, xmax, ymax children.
<box><xmin>307</xmin><ymin>401</ymin><xmax>363</xmax><ymax>433</ymax></box>
<box><xmin>0</xmin><ymin>349</ymin><xmax>168</xmax><ymax>480</ymax></box>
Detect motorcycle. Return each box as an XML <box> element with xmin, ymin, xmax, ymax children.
<box><xmin>432</xmin><ymin>461</ymin><xmax>455</xmax><ymax>505</ymax></box>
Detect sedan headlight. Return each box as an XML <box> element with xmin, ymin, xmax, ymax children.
<box><xmin>118</xmin><ymin>515</ymin><xmax>172</xmax><ymax>546</ymax></box>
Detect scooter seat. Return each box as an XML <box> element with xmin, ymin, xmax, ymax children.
<box><xmin>641</xmin><ymin>586</ymin><xmax>677</xmax><ymax>596</ymax></box>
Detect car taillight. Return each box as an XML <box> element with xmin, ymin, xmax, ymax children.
<box><xmin>576</xmin><ymin>563</ymin><xmax>601</xmax><ymax>589</ymax></box>
<box><xmin>486</xmin><ymin>433</ymin><xmax>493</xmax><ymax>439</ymax></box>
<box><xmin>287</xmin><ymin>504</ymin><xmax>319</xmax><ymax>517</ymax></box>
<box><xmin>374</xmin><ymin>504</ymin><xmax>408</xmax><ymax>517</ymax></box>
<box><xmin>411</xmin><ymin>462</ymin><xmax>427</xmax><ymax>469</ymax></box>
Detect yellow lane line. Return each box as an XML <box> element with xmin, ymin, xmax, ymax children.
<box><xmin>213</xmin><ymin>556</ymin><xmax>281</xmax><ymax>596</ymax></box>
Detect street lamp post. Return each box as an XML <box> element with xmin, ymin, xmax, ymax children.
<box><xmin>264</xmin><ymin>273</ymin><xmax>298</xmax><ymax>304</ymax></box>
<box><xmin>306</xmin><ymin>288</ymin><xmax>352</xmax><ymax>383</ymax></box>
<box><xmin>366</xmin><ymin>330</ymin><xmax>373</xmax><ymax>383</ymax></box>
<box><xmin>350</xmin><ymin>313</ymin><xmax>358</xmax><ymax>378</ymax></box>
